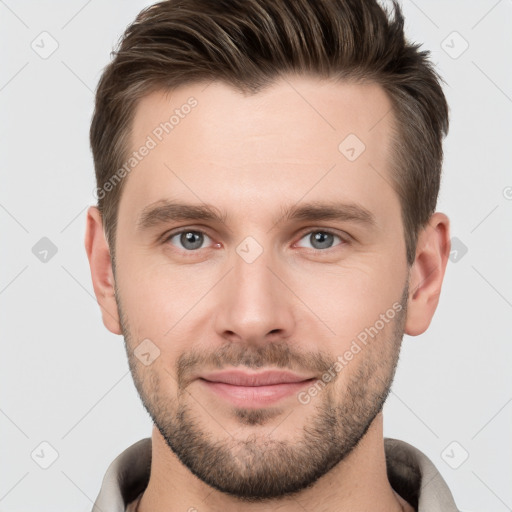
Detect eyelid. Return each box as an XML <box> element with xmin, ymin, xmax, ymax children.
<box><xmin>160</xmin><ymin>227</ymin><xmax>217</xmax><ymax>253</ymax></box>
<box><xmin>161</xmin><ymin>225</ymin><xmax>214</xmax><ymax>241</ymax></box>
<box><xmin>293</xmin><ymin>228</ymin><xmax>350</xmax><ymax>250</ymax></box>
<box><xmin>161</xmin><ymin>226</ymin><xmax>351</xmax><ymax>252</ymax></box>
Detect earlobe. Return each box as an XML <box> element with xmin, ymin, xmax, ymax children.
<box><xmin>84</xmin><ymin>206</ymin><xmax>122</xmax><ymax>335</ymax></box>
<box><xmin>404</xmin><ymin>212</ymin><xmax>451</xmax><ymax>337</ymax></box>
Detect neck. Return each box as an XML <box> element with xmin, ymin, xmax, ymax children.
<box><xmin>137</xmin><ymin>414</ymin><xmax>413</xmax><ymax>512</ymax></box>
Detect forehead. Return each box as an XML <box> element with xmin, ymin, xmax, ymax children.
<box><xmin>120</xmin><ymin>76</ymin><xmax>398</xmax><ymax>229</ymax></box>
<box><xmin>131</xmin><ymin>76</ymin><xmax>394</xmax><ymax>159</ymax></box>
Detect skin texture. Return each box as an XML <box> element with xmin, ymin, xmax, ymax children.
<box><xmin>85</xmin><ymin>75</ymin><xmax>450</xmax><ymax>512</ymax></box>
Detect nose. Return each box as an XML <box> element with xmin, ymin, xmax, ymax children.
<box><xmin>213</xmin><ymin>246</ymin><xmax>296</xmax><ymax>345</ymax></box>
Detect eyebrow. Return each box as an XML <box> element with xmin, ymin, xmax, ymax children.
<box><xmin>278</xmin><ymin>200</ymin><xmax>376</xmax><ymax>229</ymax></box>
<box><xmin>136</xmin><ymin>199</ymin><xmax>376</xmax><ymax>232</ymax></box>
<box><xmin>137</xmin><ymin>200</ymin><xmax>227</xmax><ymax>231</ymax></box>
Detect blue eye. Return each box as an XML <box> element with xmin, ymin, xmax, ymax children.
<box><xmin>167</xmin><ymin>230</ymin><xmax>212</xmax><ymax>251</ymax></box>
<box><xmin>296</xmin><ymin>231</ymin><xmax>344</xmax><ymax>250</ymax></box>
<box><xmin>164</xmin><ymin>229</ymin><xmax>346</xmax><ymax>253</ymax></box>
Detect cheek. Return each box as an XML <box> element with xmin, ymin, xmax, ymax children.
<box><xmin>116</xmin><ymin>236</ymin><xmax>405</xmax><ymax>359</ymax></box>
<box><xmin>116</xmin><ymin>257</ymin><xmax>214</xmax><ymax>345</ymax></box>
<box><xmin>289</xmin><ymin>259</ymin><xmax>400</xmax><ymax>345</ymax></box>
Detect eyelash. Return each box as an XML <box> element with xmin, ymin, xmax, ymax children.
<box><xmin>162</xmin><ymin>227</ymin><xmax>349</xmax><ymax>254</ymax></box>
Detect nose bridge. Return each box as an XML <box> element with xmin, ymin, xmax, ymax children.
<box><xmin>234</xmin><ymin>246</ymin><xmax>274</xmax><ymax>302</ymax></box>
<box><xmin>213</xmin><ymin>238</ymin><xmax>294</xmax><ymax>342</ymax></box>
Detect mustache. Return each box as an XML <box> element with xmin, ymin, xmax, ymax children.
<box><xmin>176</xmin><ymin>341</ymin><xmax>335</xmax><ymax>390</ymax></box>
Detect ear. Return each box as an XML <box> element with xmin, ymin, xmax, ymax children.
<box><xmin>84</xmin><ymin>206</ymin><xmax>122</xmax><ymax>335</ymax></box>
<box><xmin>405</xmin><ymin>212</ymin><xmax>451</xmax><ymax>336</ymax></box>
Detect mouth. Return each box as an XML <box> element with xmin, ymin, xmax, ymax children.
<box><xmin>197</xmin><ymin>369</ymin><xmax>316</xmax><ymax>407</ymax></box>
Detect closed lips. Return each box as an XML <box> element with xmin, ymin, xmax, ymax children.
<box><xmin>199</xmin><ymin>370</ymin><xmax>315</xmax><ymax>386</ymax></box>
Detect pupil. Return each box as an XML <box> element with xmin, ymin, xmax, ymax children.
<box><xmin>181</xmin><ymin>231</ymin><xmax>203</xmax><ymax>250</ymax></box>
<box><xmin>311</xmin><ymin>232</ymin><xmax>333</xmax><ymax>249</ymax></box>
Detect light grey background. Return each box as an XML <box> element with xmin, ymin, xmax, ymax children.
<box><xmin>1</xmin><ymin>1</ymin><xmax>511</xmax><ymax>511</ymax></box>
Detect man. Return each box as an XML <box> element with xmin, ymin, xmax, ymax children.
<box><xmin>85</xmin><ymin>0</ymin><xmax>458</xmax><ymax>510</ymax></box>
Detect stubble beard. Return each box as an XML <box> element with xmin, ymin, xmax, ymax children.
<box><xmin>117</xmin><ymin>282</ymin><xmax>408</xmax><ymax>501</ymax></box>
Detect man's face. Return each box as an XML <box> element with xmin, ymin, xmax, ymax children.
<box><xmin>113</xmin><ymin>76</ymin><xmax>410</xmax><ymax>499</ymax></box>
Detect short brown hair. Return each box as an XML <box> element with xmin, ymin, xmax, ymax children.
<box><xmin>90</xmin><ymin>0</ymin><xmax>448</xmax><ymax>266</ymax></box>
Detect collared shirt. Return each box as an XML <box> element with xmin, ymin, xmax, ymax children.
<box><xmin>91</xmin><ymin>437</ymin><xmax>460</xmax><ymax>511</ymax></box>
